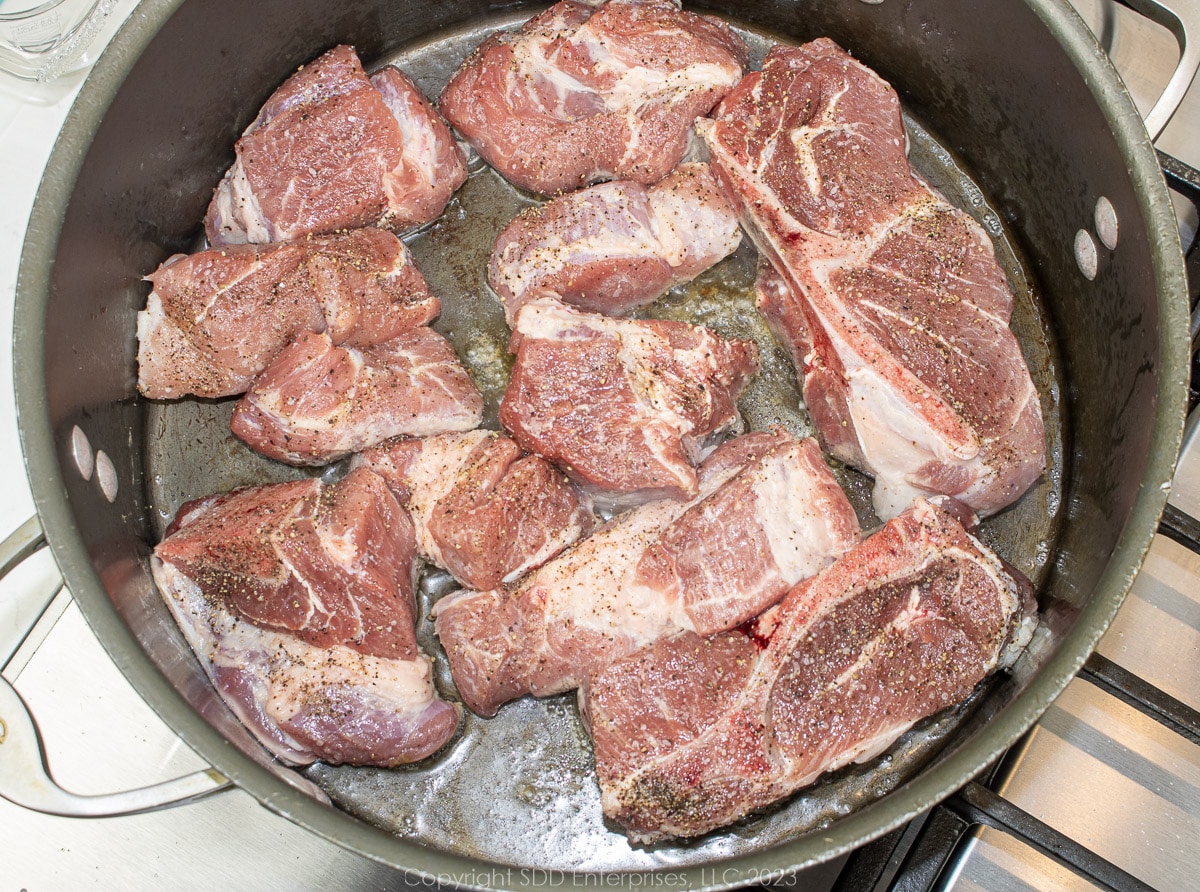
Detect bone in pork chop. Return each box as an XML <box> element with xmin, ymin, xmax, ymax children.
<box><xmin>152</xmin><ymin>467</ymin><xmax>460</xmax><ymax>767</ymax></box>
<box><xmin>499</xmin><ymin>297</ymin><xmax>759</xmax><ymax>509</ymax></box>
<box><xmin>205</xmin><ymin>45</ymin><xmax>467</xmax><ymax>245</ymax></box>
<box><xmin>231</xmin><ymin>328</ymin><xmax>484</xmax><ymax>466</ymax></box>
<box><xmin>438</xmin><ymin>0</ymin><xmax>748</xmax><ymax>196</ymax></box>
<box><xmin>699</xmin><ymin>39</ymin><xmax>1045</xmax><ymax>519</ymax></box>
<box><xmin>434</xmin><ymin>430</ymin><xmax>861</xmax><ymax>716</ymax></box>
<box><xmin>356</xmin><ymin>430</ymin><xmax>595</xmax><ymax>590</ymax></box>
<box><xmin>582</xmin><ymin>497</ymin><xmax>1037</xmax><ymax>842</ymax></box>
<box><xmin>489</xmin><ymin>163</ymin><xmax>742</xmax><ymax>322</ymax></box>
<box><xmin>137</xmin><ymin>228</ymin><xmax>439</xmax><ymax>399</ymax></box>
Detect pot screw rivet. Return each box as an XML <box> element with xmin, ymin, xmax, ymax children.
<box><xmin>95</xmin><ymin>450</ymin><xmax>118</xmax><ymax>503</ymax></box>
<box><xmin>1074</xmin><ymin>229</ymin><xmax>1098</xmax><ymax>280</ymax></box>
<box><xmin>1095</xmin><ymin>196</ymin><xmax>1118</xmax><ymax>250</ymax></box>
<box><xmin>71</xmin><ymin>425</ymin><xmax>94</xmax><ymax>481</ymax></box>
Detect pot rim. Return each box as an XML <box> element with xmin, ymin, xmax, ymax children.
<box><xmin>11</xmin><ymin>0</ymin><xmax>1190</xmax><ymax>887</ymax></box>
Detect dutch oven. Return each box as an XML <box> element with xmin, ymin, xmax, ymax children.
<box><xmin>3</xmin><ymin>0</ymin><xmax>1192</xmax><ymax>886</ymax></box>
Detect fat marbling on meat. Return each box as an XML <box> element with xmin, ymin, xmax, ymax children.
<box><xmin>699</xmin><ymin>39</ymin><xmax>1046</xmax><ymax>519</ymax></box>
<box><xmin>206</xmin><ymin>45</ymin><xmax>467</xmax><ymax>245</ymax></box>
<box><xmin>434</xmin><ymin>430</ymin><xmax>861</xmax><ymax>717</ymax></box>
<box><xmin>356</xmin><ymin>430</ymin><xmax>595</xmax><ymax>591</ymax></box>
<box><xmin>152</xmin><ymin>467</ymin><xmax>460</xmax><ymax>767</ymax></box>
<box><xmin>500</xmin><ymin>297</ymin><xmax>759</xmax><ymax>509</ymax></box>
<box><xmin>438</xmin><ymin>0</ymin><xmax>748</xmax><ymax>195</ymax></box>
<box><xmin>137</xmin><ymin>228</ymin><xmax>439</xmax><ymax>399</ymax></box>
<box><xmin>231</xmin><ymin>328</ymin><xmax>484</xmax><ymax>466</ymax></box>
<box><xmin>582</xmin><ymin>497</ymin><xmax>1037</xmax><ymax>842</ymax></box>
<box><xmin>489</xmin><ymin>162</ymin><xmax>742</xmax><ymax>322</ymax></box>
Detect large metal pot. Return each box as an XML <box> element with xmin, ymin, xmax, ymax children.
<box><xmin>8</xmin><ymin>0</ymin><xmax>1191</xmax><ymax>885</ymax></box>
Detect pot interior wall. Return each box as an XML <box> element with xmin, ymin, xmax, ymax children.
<box><xmin>21</xmin><ymin>0</ymin><xmax>1178</xmax><ymax>877</ymax></box>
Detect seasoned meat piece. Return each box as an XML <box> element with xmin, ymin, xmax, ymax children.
<box><xmin>152</xmin><ymin>467</ymin><xmax>460</xmax><ymax>767</ymax></box>
<box><xmin>700</xmin><ymin>39</ymin><xmax>1045</xmax><ymax>519</ymax></box>
<box><xmin>582</xmin><ymin>497</ymin><xmax>1037</xmax><ymax>842</ymax></box>
<box><xmin>439</xmin><ymin>0</ymin><xmax>747</xmax><ymax>195</ymax></box>
<box><xmin>434</xmin><ymin>431</ymin><xmax>861</xmax><ymax>716</ymax></box>
<box><xmin>357</xmin><ymin>430</ymin><xmax>594</xmax><ymax>590</ymax></box>
<box><xmin>137</xmin><ymin>228</ymin><xmax>438</xmax><ymax>399</ymax></box>
<box><xmin>370</xmin><ymin>66</ymin><xmax>472</xmax><ymax>231</ymax></box>
<box><xmin>231</xmin><ymin>328</ymin><xmax>483</xmax><ymax>466</ymax></box>
<box><xmin>499</xmin><ymin>297</ymin><xmax>759</xmax><ymax>509</ymax></box>
<box><xmin>206</xmin><ymin>45</ymin><xmax>467</xmax><ymax>245</ymax></box>
<box><xmin>489</xmin><ymin>163</ymin><xmax>741</xmax><ymax>321</ymax></box>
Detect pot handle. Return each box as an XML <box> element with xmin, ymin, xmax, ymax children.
<box><xmin>1122</xmin><ymin>0</ymin><xmax>1200</xmax><ymax>140</ymax></box>
<box><xmin>0</xmin><ymin>516</ymin><xmax>233</xmax><ymax>817</ymax></box>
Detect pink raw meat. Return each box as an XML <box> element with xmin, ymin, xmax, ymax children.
<box><xmin>489</xmin><ymin>162</ymin><xmax>741</xmax><ymax>321</ymax></box>
<box><xmin>439</xmin><ymin>0</ymin><xmax>747</xmax><ymax>195</ymax></box>
<box><xmin>699</xmin><ymin>39</ymin><xmax>1045</xmax><ymax>519</ymax></box>
<box><xmin>356</xmin><ymin>430</ymin><xmax>594</xmax><ymax>590</ymax></box>
<box><xmin>582</xmin><ymin>497</ymin><xmax>1037</xmax><ymax>842</ymax></box>
<box><xmin>499</xmin><ymin>297</ymin><xmax>759</xmax><ymax>509</ymax></box>
<box><xmin>152</xmin><ymin>467</ymin><xmax>460</xmax><ymax>767</ymax></box>
<box><xmin>206</xmin><ymin>45</ymin><xmax>467</xmax><ymax>245</ymax></box>
<box><xmin>137</xmin><ymin>228</ymin><xmax>439</xmax><ymax>399</ymax></box>
<box><xmin>231</xmin><ymin>328</ymin><xmax>483</xmax><ymax>466</ymax></box>
<box><xmin>434</xmin><ymin>430</ymin><xmax>860</xmax><ymax>716</ymax></box>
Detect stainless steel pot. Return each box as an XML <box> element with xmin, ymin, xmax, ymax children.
<box><xmin>4</xmin><ymin>0</ymin><xmax>1193</xmax><ymax>886</ymax></box>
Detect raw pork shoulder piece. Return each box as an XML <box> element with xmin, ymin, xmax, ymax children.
<box><xmin>499</xmin><ymin>298</ymin><xmax>759</xmax><ymax>508</ymax></box>
<box><xmin>438</xmin><ymin>0</ymin><xmax>748</xmax><ymax>195</ymax></box>
<box><xmin>489</xmin><ymin>163</ymin><xmax>742</xmax><ymax>321</ymax></box>
<box><xmin>231</xmin><ymin>328</ymin><xmax>484</xmax><ymax>466</ymax></box>
<box><xmin>206</xmin><ymin>45</ymin><xmax>467</xmax><ymax>245</ymax></box>
<box><xmin>137</xmin><ymin>228</ymin><xmax>439</xmax><ymax>399</ymax></box>
<box><xmin>356</xmin><ymin>430</ymin><xmax>595</xmax><ymax>590</ymax></box>
<box><xmin>582</xmin><ymin>497</ymin><xmax>1037</xmax><ymax>843</ymax></box>
<box><xmin>434</xmin><ymin>430</ymin><xmax>861</xmax><ymax>716</ymax></box>
<box><xmin>699</xmin><ymin>39</ymin><xmax>1046</xmax><ymax>519</ymax></box>
<box><xmin>152</xmin><ymin>467</ymin><xmax>460</xmax><ymax>767</ymax></box>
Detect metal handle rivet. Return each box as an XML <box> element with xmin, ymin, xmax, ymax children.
<box><xmin>1074</xmin><ymin>229</ymin><xmax>1098</xmax><ymax>280</ymax></box>
<box><xmin>1095</xmin><ymin>196</ymin><xmax>1119</xmax><ymax>250</ymax></box>
<box><xmin>95</xmin><ymin>450</ymin><xmax>118</xmax><ymax>503</ymax></box>
<box><xmin>71</xmin><ymin>425</ymin><xmax>94</xmax><ymax>481</ymax></box>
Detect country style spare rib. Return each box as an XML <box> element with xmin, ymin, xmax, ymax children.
<box><xmin>489</xmin><ymin>163</ymin><xmax>742</xmax><ymax>321</ymax></box>
<box><xmin>434</xmin><ymin>430</ymin><xmax>861</xmax><ymax>716</ymax></box>
<box><xmin>356</xmin><ymin>430</ymin><xmax>595</xmax><ymax>591</ymax></box>
<box><xmin>152</xmin><ymin>467</ymin><xmax>460</xmax><ymax>767</ymax></box>
<box><xmin>137</xmin><ymin>228</ymin><xmax>438</xmax><ymax>399</ymax></box>
<box><xmin>231</xmin><ymin>328</ymin><xmax>484</xmax><ymax>466</ymax></box>
<box><xmin>438</xmin><ymin>0</ymin><xmax>748</xmax><ymax>195</ymax></box>
<box><xmin>582</xmin><ymin>497</ymin><xmax>1037</xmax><ymax>842</ymax></box>
<box><xmin>699</xmin><ymin>39</ymin><xmax>1045</xmax><ymax>519</ymax></box>
<box><xmin>500</xmin><ymin>297</ymin><xmax>759</xmax><ymax>509</ymax></box>
<box><xmin>206</xmin><ymin>45</ymin><xmax>467</xmax><ymax>245</ymax></box>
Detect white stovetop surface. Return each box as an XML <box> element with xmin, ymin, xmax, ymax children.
<box><xmin>1</xmin><ymin>2</ymin><xmax>1198</xmax><ymax>889</ymax></box>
